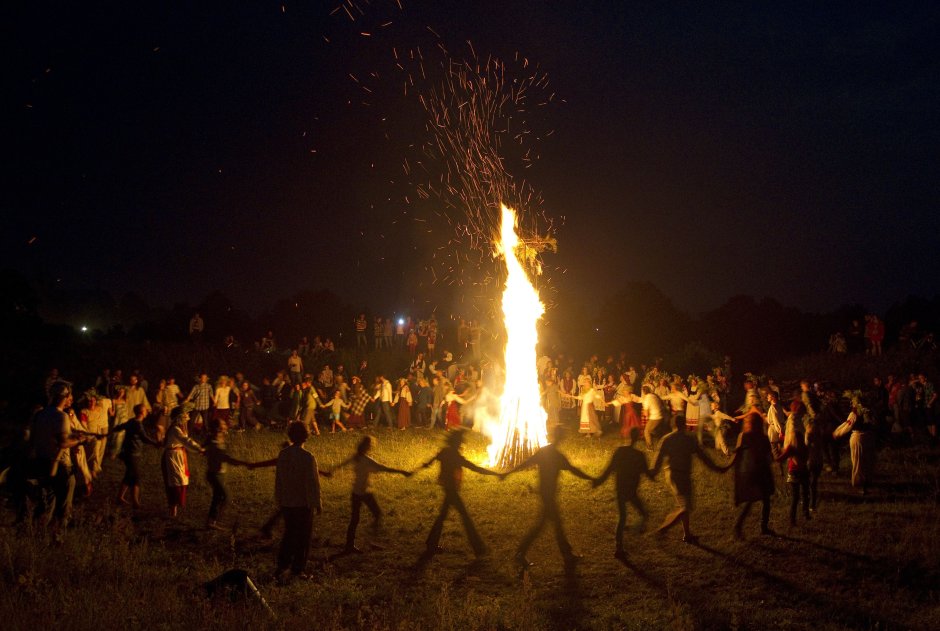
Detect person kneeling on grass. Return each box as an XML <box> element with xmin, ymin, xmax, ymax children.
<box><xmin>593</xmin><ymin>427</ymin><xmax>650</xmax><ymax>559</ymax></box>
<box><xmin>648</xmin><ymin>415</ymin><xmax>725</xmax><ymax>543</ymax></box>
<box><xmin>332</xmin><ymin>435</ymin><xmax>411</xmax><ymax>554</ymax></box>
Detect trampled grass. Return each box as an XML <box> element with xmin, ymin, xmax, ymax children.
<box><xmin>2</xmin><ymin>424</ymin><xmax>939</xmax><ymax>630</ymax></box>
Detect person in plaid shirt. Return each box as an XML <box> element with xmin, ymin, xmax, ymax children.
<box><xmin>186</xmin><ymin>373</ymin><xmax>213</xmax><ymax>433</ymax></box>
<box><xmin>346</xmin><ymin>377</ymin><xmax>370</xmax><ymax>429</ymax></box>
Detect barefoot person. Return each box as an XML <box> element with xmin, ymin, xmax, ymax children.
<box><xmin>320</xmin><ymin>388</ymin><xmax>349</xmax><ymax>433</ymax></box>
<box><xmin>593</xmin><ymin>427</ymin><xmax>650</xmax><ymax>559</ymax></box>
<box><xmin>504</xmin><ymin>424</ymin><xmax>593</xmax><ymax>569</ymax></box>
<box><xmin>419</xmin><ymin>430</ymin><xmax>500</xmax><ymax>559</ymax></box>
<box><xmin>332</xmin><ymin>436</ymin><xmax>411</xmax><ymax>554</ymax></box>
<box><xmin>649</xmin><ymin>415</ymin><xmax>724</xmax><ymax>543</ymax></box>
<box><xmin>110</xmin><ymin>403</ymin><xmax>161</xmax><ymax>509</ymax></box>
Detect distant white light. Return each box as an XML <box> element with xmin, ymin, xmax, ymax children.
<box><xmin>80</xmin><ymin>326</ymin><xmax>88</xmax><ymax>332</ymax></box>
<box><xmin>398</xmin><ymin>318</ymin><xmax>404</xmax><ymax>325</ymax></box>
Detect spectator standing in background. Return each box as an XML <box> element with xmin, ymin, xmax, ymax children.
<box><xmin>355</xmin><ymin>314</ymin><xmax>368</xmax><ymax>350</ymax></box>
<box><xmin>189</xmin><ymin>312</ymin><xmax>204</xmax><ymax>342</ymax></box>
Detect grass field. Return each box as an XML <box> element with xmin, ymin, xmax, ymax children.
<box><xmin>2</xmin><ymin>423</ymin><xmax>939</xmax><ymax>630</ymax></box>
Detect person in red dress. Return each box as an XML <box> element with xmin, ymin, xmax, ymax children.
<box><xmin>444</xmin><ymin>385</ymin><xmax>469</xmax><ymax>430</ymax></box>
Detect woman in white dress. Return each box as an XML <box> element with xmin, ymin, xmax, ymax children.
<box><xmin>575</xmin><ymin>387</ymin><xmax>605</xmax><ymax>437</ymax></box>
<box><xmin>162</xmin><ymin>405</ymin><xmax>206</xmax><ymax>517</ymax></box>
<box><xmin>576</xmin><ymin>366</ymin><xmax>593</xmax><ymax>396</ymax></box>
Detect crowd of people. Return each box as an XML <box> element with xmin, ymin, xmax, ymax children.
<box><xmin>8</xmin><ymin>321</ymin><xmax>939</xmax><ymax>582</ymax></box>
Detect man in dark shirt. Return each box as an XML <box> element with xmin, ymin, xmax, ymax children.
<box><xmin>111</xmin><ymin>403</ymin><xmax>160</xmax><ymax>508</ymax></box>
<box><xmin>594</xmin><ymin>427</ymin><xmax>650</xmax><ymax>559</ymax></box>
<box><xmin>419</xmin><ymin>430</ymin><xmax>500</xmax><ymax>559</ymax></box>
<box><xmin>649</xmin><ymin>416</ymin><xmax>724</xmax><ymax>543</ymax></box>
<box><xmin>29</xmin><ymin>383</ymin><xmax>81</xmax><ymax>531</ymax></box>
<box><xmin>504</xmin><ymin>425</ymin><xmax>594</xmax><ymax>568</ymax></box>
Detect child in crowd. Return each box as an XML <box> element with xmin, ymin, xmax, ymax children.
<box><xmin>320</xmin><ymin>388</ymin><xmax>349</xmax><ymax>433</ymax></box>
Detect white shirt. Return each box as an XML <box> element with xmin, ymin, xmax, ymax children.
<box><xmin>766</xmin><ymin>403</ymin><xmax>785</xmax><ymax>442</ymax></box>
<box><xmin>642</xmin><ymin>393</ymin><xmax>663</xmax><ymax>420</ymax></box>
<box><xmin>214</xmin><ymin>385</ymin><xmax>231</xmax><ymax>410</ymax></box>
<box><xmin>374</xmin><ymin>379</ymin><xmax>393</xmax><ymax>403</ymax></box>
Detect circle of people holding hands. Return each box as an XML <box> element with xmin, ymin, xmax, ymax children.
<box><xmin>17</xmin><ymin>350</ymin><xmax>934</xmax><ymax>583</ymax></box>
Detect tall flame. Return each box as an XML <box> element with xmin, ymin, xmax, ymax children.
<box><xmin>487</xmin><ymin>204</ymin><xmax>549</xmax><ymax>468</ymax></box>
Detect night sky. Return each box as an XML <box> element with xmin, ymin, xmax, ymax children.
<box><xmin>5</xmin><ymin>1</ymin><xmax>939</xmax><ymax>322</ymax></box>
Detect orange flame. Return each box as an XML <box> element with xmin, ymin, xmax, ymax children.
<box><xmin>486</xmin><ymin>204</ymin><xmax>548</xmax><ymax>468</ymax></box>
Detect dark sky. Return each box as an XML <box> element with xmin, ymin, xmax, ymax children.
<box><xmin>5</xmin><ymin>1</ymin><xmax>939</xmax><ymax>322</ymax></box>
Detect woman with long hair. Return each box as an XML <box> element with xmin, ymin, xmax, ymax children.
<box><xmin>776</xmin><ymin>402</ymin><xmax>811</xmax><ymax>526</ymax></box>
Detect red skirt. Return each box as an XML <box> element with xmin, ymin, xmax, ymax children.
<box><xmin>446</xmin><ymin>402</ymin><xmax>461</xmax><ymax>429</ymax></box>
<box><xmin>621</xmin><ymin>403</ymin><xmax>642</xmax><ymax>437</ymax></box>
<box><xmin>165</xmin><ymin>485</ymin><xmax>187</xmax><ymax>508</ymax></box>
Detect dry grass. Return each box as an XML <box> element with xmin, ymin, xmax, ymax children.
<box><xmin>2</xmin><ymin>425</ymin><xmax>939</xmax><ymax>630</ymax></box>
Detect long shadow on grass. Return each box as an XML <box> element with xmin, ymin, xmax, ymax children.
<box><xmin>616</xmin><ymin>556</ymin><xmax>667</xmax><ymax>592</ymax></box>
<box><xmin>760</xmin><ymin>532</ymin><xmax>873</xmax><ymax>563</ymax></box>
<box><xmin>532</xmin><ymin>562</ymin><xmax>591</xmax><ymax>631</ymax></box>
<box><xmin>688</xmin><ymin>539</ymin><xmax>904</xmax><ymax>629</ymax></box>
<box><xmin>618</xmin><ymin>546</ymin><xmax>734</xmax><ymax>629</ymax></box>
<box><xmin>761</xmin><ymin>533</ymin><xmax>940</xmax><ymax>597</ymax></box>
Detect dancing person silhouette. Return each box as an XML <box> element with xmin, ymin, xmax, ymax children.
<box><xmin>504</xmin><ymin>424</ymin><xmax>593</xmax><ymax>569</ymax></box>
<box><xmin>649</xmin><ymin>415</ymin><xmax>724</xmax><ymax>543</ymax></box>
<box><xmin>418</xmin><ymin>430</ymin><xmax>500</xmax><ymax>559</ymax></box>
<box><xmin>593</xmin><ymin>427</ymin><xmax>650</xmax><ymax>558</ymax></box>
